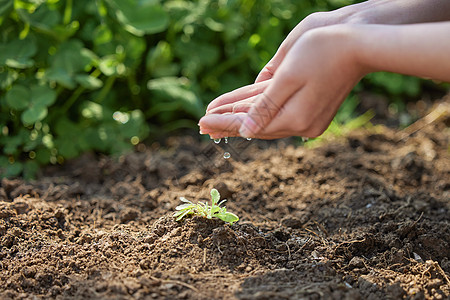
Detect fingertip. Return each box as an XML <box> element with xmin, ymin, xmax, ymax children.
<box><xmin>239</xmin><ymin>116</ymin><xmax>259</xmax><ymax>138</ymax></box>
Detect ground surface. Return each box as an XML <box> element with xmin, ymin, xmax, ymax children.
<box><xmin>1</xmin><ymin>99</ymin><xmax>449</xmax><ymax>300</ymax></box>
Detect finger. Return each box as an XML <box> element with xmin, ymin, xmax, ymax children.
<box><xmin>255</xmin><ymin>51</ymin><xmax>285</xmax><ymax>83</ymax></box>
<box><xmin>207</xmin><ymin>96</ymin><xmax>257</xmax><ymax>115</ymax></box>
<box><xmin>205</xmin><ymin>80</ymin><xmax>270</xmax><ymax>113</ymax></box>
<box><xmin>199</xmin><ymin>113</ymin><xmax>246</xmax><ymax>137</ymax></box>
<box><xmin>200</xmin><ymin>113</ymin><xmax>291</xmax><ymax>140</ymax></box>
<box><xmin>255</xmin><ymin>25</ymin><xmax>305</xmax><ymax>83</ymax></box>
<box><xmin>261</xmin><ymin>87</ymin><xmax>315</xmax><ymax>137</ymax></box>
<box><xmin>238</xmin><ymin>73</ymin><xmax>304</xmax><ymax>138</ymax></box>
<box><xmin>261</xmin><ymin>83</ymin><xmax>344</xmax><ymax>139</ymax></box>
<box><xmin>232</xmin><ymin>102</ymin><xmax>253</xmax><ymax>113</ymax></box>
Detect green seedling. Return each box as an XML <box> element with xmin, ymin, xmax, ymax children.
<box><xmin>173</xmin><ymin>188</ymin><xmax>239</xmax><ymax>225</ymax></box>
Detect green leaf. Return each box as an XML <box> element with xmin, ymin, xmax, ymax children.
<box><xmin>106</xmin><ymin>0</ymin><xmax>169</xmax><ymax>36</ymax></box>
<box><xmin>119</xmin><ymin>109</ymin><xmax>149</xmax><ymax>139</ymax></box>
<box><xmin>6</xmin><ymin>85</ymin><xmax>30</xmax><ymax>110</ymax></box>
<box><xmin>147</xmin><ymin>77</ymin><xmax>203</xmax><ymax>118</ymax></box>
<box><xmin>0</xmin><ymin>38</ymin><xmax>37</xmax><ymax>69</ymax></box>
<box><xmin>3</xmin><ymin>133</ymin><xmax>26</xmax><ymax>155</ymax></box>
<box><xmin>216</xmin><ymin>212</ymin><xmax>239</xmax><ymax>225</ymax></box>
<box><xmin>21</xmin><ymin>104</ymin><xmax>47</xmax><ymax>125</ymax></box>
<box><xmin>74</xmin><ymin>74</ymin><xmax>103</xmax><ymax>89</ymax></box>
<box><xmin>99</xmin><ymin>55</ymin><xmax>124</xmax><ymax>76</ymax></box>
<box><xmin>210</xmin><ymin>188</ymin><xmax>220</xmax><ymax>205</ymax></box>
<box><xmin>81</xmin><ymin>101</ymin><xmax>103</xmax><ymax>120</ymax></box>
<box><xmin>174</xmin><ymin>209</ymin><xmax>192</xmax><ymax>221</ymax></box>
<box><xmin>0</xmin><ymin>0</ymin><xmax>13</xmax><ymax>17</ymax></box>
<box><xmin>0</xmin><ymin>69</ymin><xmax>18</xmax><ymax>89</ymax></box>
<box><xmin>45</xmin><ymin>68</ymin><xmax>76</xmax><ymax>89</ymax></box>
<box><xmin>31</xmin><ymin>85</ymin><xmax>57</xmax><ymax>107</ymax></box>
<box><xmin>49</xmin><ymin>39</ymin><xmax>92</xmax><ymax>75</ymax></box>
<box><xmin>5</xmin><ymin>162</ymin><xmax>23</xmax><ymax>178</ymax></box>
<box><xmin>23</xmin><ymin>160</ymin><xmax>40</xmax><ymax>179</ymax></box>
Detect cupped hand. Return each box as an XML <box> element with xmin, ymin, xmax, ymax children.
<box><xmin>199</xmin><ymin>25</ymin><xmax>366</xmax><ymax>139</ymax></box>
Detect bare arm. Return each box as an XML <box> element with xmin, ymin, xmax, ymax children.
<box><xmin>355</xmin><ymin>22</ymin><xmax>450</xmax><ymax>81</ymax></box>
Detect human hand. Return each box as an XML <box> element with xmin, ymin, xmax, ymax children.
<box><xmin>199</xmin><ymin>5</ymin><xmax>365</xmax><ymax>139</ymax></box>
<box><xmin>199</xmin><ymin>25</ymin><xmax>366</xmax><ymax>139</ymax></box>
<box><xmin>203</xmin><ymin>9</ymin><xmax>357</xmax><ymax>115</ymax></box>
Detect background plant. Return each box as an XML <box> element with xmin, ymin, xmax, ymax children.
<box><xmin>0</xmin><ymin>0</ymin><xmax>445</xmax><ymax>178</ymax></box>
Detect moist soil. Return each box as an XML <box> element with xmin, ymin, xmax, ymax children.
<box><xmin>1</xmin><ymin>101</ymin><xmax>449</xmax><ymax>299</ymax></box>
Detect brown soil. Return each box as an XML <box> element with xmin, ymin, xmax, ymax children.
<box><xmin>1</xmin><ymin>102</ymin><xmax>449</xmax><ymax>299</ymax></box>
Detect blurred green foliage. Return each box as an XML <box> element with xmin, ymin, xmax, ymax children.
<box><xmin>0</xmin><ymin>0</ymin><xmax>438</xmax><ymax>178</ymax></box>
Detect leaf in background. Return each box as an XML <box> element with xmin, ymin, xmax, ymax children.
<box><xmin>45</xmin><ymin>68</ymin><xmax>76</xmax><ymax>89</ymax></box>
<box><xmin>75</xmin><ymin>74</ymin><xmax>103</xmax><ymax>90</ymax></box>
<box><xmin>0</xmin><ymin>38</ymin><xmax>37</xmax><ymax>69</ymax></box>
<box><xmin>81</xmin><ymin>101</ymin><xmax>104</xmax><ymax>120</ymax></box>
<box><xmin>4</xmin><ymin>161</ymin><xmax>23</xmax><ymax>178</ymax></box>
<box><xmin>54</xmin><ymin>118</ymin><xmax>83</xmax><ymax>158</ymax></box>
<box><xmin>118</xmin><ymin>109</ymin><xmax>149</xmax><ymax>139</ymax></box>
<box><xmin>146</xmin><ymin>41</ymin><xmax>179</xmax><ymax>77</ymax></box>
<box><xmin>23</xmin><ymin>160</ymin><xmax>40</xmax><ymax>179</ymax></box>
<box><xmin>6</xmin><ymin>84</ymin><xmax>57</xmax><ymax>125</ymax></box>
<box><xmin>0</xmin><ymin>69</ymin><xmax>18</xmax><ymax>89</ymax></box>
<box><xmin>174</xmin><ymin>39</ymin><xmax>219</xmax><ymax>76</ymax></box>
<box><xmin>2</xmin><ymin>129</ymin><xmax>28</xmax><ymax>155</ymax></box>
<box><xmin>6</xmin><ymin>84</ymin><xmax>30</xmax><ymax>110</ymax></box>
<box><xmin>99</xmin><ymin>55</ymin><xmax>125</xmax><ymax>76</ymax></box>
<box><xmin>50</xmin><ymin>40</ymin><xmax>92</xmax><ymax>74</ymax></box>
<box><xmin>46</xmin><ymin>40</ymin><xmax>94</xmax><ymax>88</ymax></box>
<box><xmin>21</xmin><ymin>104</ymin><xmax>47</xmax><ymax>125</ymax></box>
<box><xmin>106</xmin><ymin>0</ymin><xmax>169</xmax><ymax>36</ymax></box>
<box><xmin>147</xmin><ymin>77</ymin><xmax>203</xmax><ymax>118</ymax></box>
<box><xmin>16</xmin><ymin>3</ymin><xmax>60</xmax><ymax>31</ymax></box>
<box><xmin>0</xmin><ymin>0</ymin><xmax>13</xmax><ymax>17</ymax></box>
<box><xmin>31</xmin><ymin>85</ymin><xmax>57</xmax><ymax>107</ymax></box>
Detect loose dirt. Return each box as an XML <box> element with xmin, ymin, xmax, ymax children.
<box><xmin>1</xmin><ymin>101</ymin><xmax>449</xmax><ymax>299</ymax></box>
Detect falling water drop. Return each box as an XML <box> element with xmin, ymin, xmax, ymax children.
<box><xmin>224</xmin><ymin>137</ymin><xmax>228</xmax><ymax>144</ymax></box>
<box><xmin>214</xmin><ymin>138</ymin><xmax>221</xmax><ymax>144</ymax></box>
<box><xmin>223</xmin><ymin>152</ymin><xmax>231</xmax><ymax>159</ymax></box>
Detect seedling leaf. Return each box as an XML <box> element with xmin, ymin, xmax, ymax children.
<box><xmin>211</xmin><ymin>188</ymin><xmax>220</xmax><ymax>205</ymax></box>
<box><xmin>216</xmin><ymin>212</ymin><xmax>239</xmax><ymax>225</ymax></box>
<box><xmin>174</xmin><ymin>188</ymin><xmax>239</xmax><ymax>225</ymax></box>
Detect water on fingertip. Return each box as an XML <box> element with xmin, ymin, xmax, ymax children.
<box><xmin>214</xmin><ymin>138</ymin><xmax>221</xmax><ymax>144</ymax></box>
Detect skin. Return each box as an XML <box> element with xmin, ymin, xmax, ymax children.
<box><xmin>198</xmin><ymin>0</ymin><xmax>450</xmax><ymax>139</ymax></box>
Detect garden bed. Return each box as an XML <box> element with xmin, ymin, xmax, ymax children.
<box><xmin>0</xmin><ymin>102</ymin><xmax>449</xmax><ymax>299</ymax></box>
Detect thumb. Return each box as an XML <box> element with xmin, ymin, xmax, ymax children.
<box><xmin>240</xmin><ymin>57</ymin><xmax>305</xmax><ymax>138</ymax></box>
<box><xmin>254</xmin><ymin>49</ymin><xmax>286</xmax><ymax>83</ymax></box>
<box><xmin>238</xmin><ymin>87</ymin><xmax>289</xmax><ymax>138</ymax></box>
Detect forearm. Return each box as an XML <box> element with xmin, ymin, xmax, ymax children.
<box><xmin>340</xmin><ymin>0</ymin><xmax>450</xmax><ymax>24</ymax></box>
<box><xmin>354</xmin><ymin>22</ymin><xmax>450</xmax><ymax>82</ymax></box>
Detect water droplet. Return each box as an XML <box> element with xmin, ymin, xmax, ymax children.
<box><xmin>246</xmin><ymin>138</ymin><xmax>252</xmax><ymax>141</ymax></box>
<box><xmin>223</xmin><ymin>152</ymin><xmax>231</xmax><ymax>159</ymax></box>
<box><xmin>214</xmin><ymin>138</ymin><xmax>221</xmax><ymax>144</ymax></box>
<box><xmin>224</xmin><ymin>137</ymin><xmax>228</xmax><ymax>144</ymax></box>
<box><xmin>302</xmin><ymin>137</ymin><xmax>309</xmax><ymax>142</ymax></box>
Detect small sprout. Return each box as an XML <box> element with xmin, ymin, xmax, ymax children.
<box><xmin>173</xmin><ymin>188</ymin><xmax>239</xmax><ymax>225</ymax></box>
